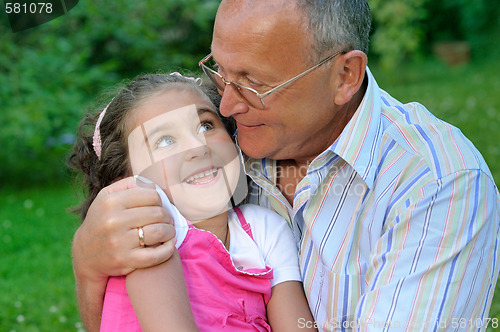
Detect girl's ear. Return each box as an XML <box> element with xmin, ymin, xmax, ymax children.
<box><xmin>332</xmin><ymin>50</ymin><xmax>368</xmax><ymax>106</ymax></box>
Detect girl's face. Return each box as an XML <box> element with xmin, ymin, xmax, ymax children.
<box><xmin>127</xmin><ymin>88</ymin><xmax>243</xmax><ymax>222</ymax></box>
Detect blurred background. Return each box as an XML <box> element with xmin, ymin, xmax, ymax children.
<box><xmin>1</xmin><ymin>0</ymin><xmax>499</xmax><ymax>330</ymax></box>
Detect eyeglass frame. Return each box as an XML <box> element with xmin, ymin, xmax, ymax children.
<box><xmin>198</xmin><ymin>50</ymin><xmax>344</xmax><ymax>109</ymax></box>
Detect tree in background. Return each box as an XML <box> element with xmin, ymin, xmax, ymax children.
<box><xmin>370</xmin><ymin>0</ymin><xmax>499</xmax><ymax>70</ymax></box>
<box><xmin>0</xmin><ymin>0</ymin><xmax>219</xmax><ymax>185</ymax></box>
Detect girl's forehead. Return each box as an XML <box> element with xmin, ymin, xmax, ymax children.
<box><xmin>145</xmin><ymin>88</ymin><xmax>213</xmax><ymax>111</ymax></box>
<box><xmin>127</xmin><ymin>88</ymin><xmax>217</xmax><ymax>130</ymax></box>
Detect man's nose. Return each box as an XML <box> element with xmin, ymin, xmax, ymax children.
<box><xmin>219</xmin><ymin>84</ymin><xmax>250</xmax><ymax>118</ymax></box>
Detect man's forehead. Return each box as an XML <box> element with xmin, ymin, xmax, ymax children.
<box><xmin>216</xmin><ymin>0</ymin><xmax>299</xmax><ymax>32</ymax></box>
<box><xmin>214</xmin><ymin>0</ymin><xmax>306</xmax><ymax>51</ymax></box>
<box><xmin>218</xmin><ymin>0</ymin><xmax>295</xmax><ymax>14</ymax></box>
<box><xmin>212</xmin><ymin>5</ymin><xmax>309</xmax><ymax>75</ymax></box>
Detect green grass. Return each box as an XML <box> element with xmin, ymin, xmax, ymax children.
<box><xmin>0</xmin><ymin>184</ymin><xmax>84</xmax><ymax>332</ymax></box>
<box><xmin>1</xmin><ymin>57</ymin><xmax>499</xmax><ymax>331</ymax></box>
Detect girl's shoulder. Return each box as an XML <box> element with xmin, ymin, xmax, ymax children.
<box><xmin>230</xmin><ymin>204</ymin><xmax>301</xmax><ymax>287</ymax></box>
<box><xmin>235</xmin><ymin>203</ymin><xmax>287</xmax><ymax>224</ymax></box>
<box><xmin>231</xmin><ymin>204</ymin><xmax>291</xmax><ymax>241</ymax></box>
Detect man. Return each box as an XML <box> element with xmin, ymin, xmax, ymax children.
<box><xmin>72</xmin><ymin>0</ymin><xmax>500</xmax><ymax>330</ymax></box>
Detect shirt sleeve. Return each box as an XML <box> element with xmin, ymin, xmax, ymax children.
<box><xmin>239</xmin><ymin>204</ymin><xmax>303</xmax><ymax>288</ymax></box>
<box><xmin>355</xmin><ymin>169</ymin><xmax>500</xmax><ymax>331</ymax></box>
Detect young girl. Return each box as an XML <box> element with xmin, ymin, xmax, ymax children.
<box><xmin>69</xmin><ymin>73</ymin><xmax>316</xmax><ymax>331</ymax></box>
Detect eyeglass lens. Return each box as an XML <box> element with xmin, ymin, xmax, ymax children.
<box><xmin>201</xmin><ymin>63</ymin><xmax>264</xmax><ymax>109</ymax></box>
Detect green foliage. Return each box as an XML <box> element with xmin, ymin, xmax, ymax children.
<box><xmin>425</xmin><ymin>0</ymin><xmax>489</xmax><ymax>42</ymax></box>
<box><xmin>370</xmin><ymin>0</ymin><xmax>500</xmax><ymax>70</ymax></box>
<box><xmin>1</xmin><ymin>0</ymin><xmax>219</xmax><ymax>185</ymax></box>
<box><xmin>370</xmin><ymin>0</ymin><xmax>429</xmax><ymax>70</ymax></box>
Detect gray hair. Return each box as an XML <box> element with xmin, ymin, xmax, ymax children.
<box><xmin>296</xmin><ymin>0</ymin><xmax>371</xmax><ymax>57</ymax></box>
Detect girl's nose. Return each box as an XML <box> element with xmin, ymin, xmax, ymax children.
<box><xmin>183</xmin><ymin>136</ymin><xmax>210</xmax><ymax>161</ymax></box>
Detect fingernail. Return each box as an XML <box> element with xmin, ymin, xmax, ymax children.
<box><xmin>134</xmin><ymin>175</ymin><xmax>156</xmax><ymax>188</ymax></box>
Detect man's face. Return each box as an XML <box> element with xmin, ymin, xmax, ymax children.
<box><xmin>211</xmin><ymin>0</ymin><xmax>341</xmax><ymax>162</ymax></box>
<box><xmin>127</xmin><ymin>89</ymin><xmax>245</xmax><ymax>222</ymax></box>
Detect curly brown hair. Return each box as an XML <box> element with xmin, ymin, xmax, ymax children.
<box><xmin>68</xmin><ymin>73</ymin><xmax>231</xmax><ymax>221</ymax></box>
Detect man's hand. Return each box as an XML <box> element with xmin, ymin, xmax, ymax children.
<box><xmin>72</xmin><ymin>176</ymin><xmax>176</xmax><ymax>331</ymax></box>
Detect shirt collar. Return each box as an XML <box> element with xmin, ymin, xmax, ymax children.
<box><xmin>242</xmin><ymin>67</ymin><xmax>383</xmax><ymax>190</ymax></box>
<box><xmin>325</xmin><ymin>67</ymin><xmax>382</xmax><ymax>189</ymax></box>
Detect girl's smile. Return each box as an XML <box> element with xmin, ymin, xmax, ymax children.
<box><xmin>183</xmin><ymin>167</ymin><xmax>221</xmax><ymax>185</ymax></box>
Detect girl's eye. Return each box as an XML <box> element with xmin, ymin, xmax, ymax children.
<box><xmin>199</xmin><ymin>121</ymin><xmax>214</xmax><ymax>133</ymax></box>
<box><xmin>155</xmin><ymin>136</ymin><xmax>175</xmax><ymax>149</ymax></box>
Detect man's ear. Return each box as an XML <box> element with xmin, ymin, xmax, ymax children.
<box><xmin>332</xmin><ymin>50</ymin><xmax>367</xmax><ymax>106</ymax></box>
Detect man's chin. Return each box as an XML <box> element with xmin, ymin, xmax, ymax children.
<box><xmin>237</xmin><ymin>133</ymin><xmax>279</xmax><ymax>160</ymax></box>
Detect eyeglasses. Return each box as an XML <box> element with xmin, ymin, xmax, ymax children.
<box><xmin>198</xmin><ymin>51</ymin><xmax>344</xmax><ymax>109</ymax></box>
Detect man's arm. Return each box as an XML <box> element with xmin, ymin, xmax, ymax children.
<box><xmin>356</xmin><ymin>170</ymin><xmax>500</xmax><ymax>331</ymax></box>
<box><xmin>72</xmin><ymin>252</ymin><xmax>108</xmax><ymax>332</ymax></box>
<box><xmin>72</xmin><ymin>177</ymin><xmax>176</xmax><ymax>331</ymax></box>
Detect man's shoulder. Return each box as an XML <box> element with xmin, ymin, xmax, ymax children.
<box><xmin>378</xmin><ymin>94</ymin><xmax>490</xmax><ymax>181</ymax></box>
<box><xmin>368</xmin><ymin>92</ymin><xmax>498</xmax><ymax>219</ymax></box>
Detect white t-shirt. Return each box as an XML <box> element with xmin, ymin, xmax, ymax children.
<box><xmin>156</xmin><ymin>187</ymin><xmax>301</xmax><ymax>288</ymax></box>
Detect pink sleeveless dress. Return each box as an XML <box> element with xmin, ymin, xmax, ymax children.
<box><xmin>100</xmin><ymin>207</ymin><xmax>274</xmax><ymax>331</ymax></box>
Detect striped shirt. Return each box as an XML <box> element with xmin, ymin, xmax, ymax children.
<box><xmin>245</xmin><ymin>68</ymin><xmax>500</xmax><ymax>331</ymax></box>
